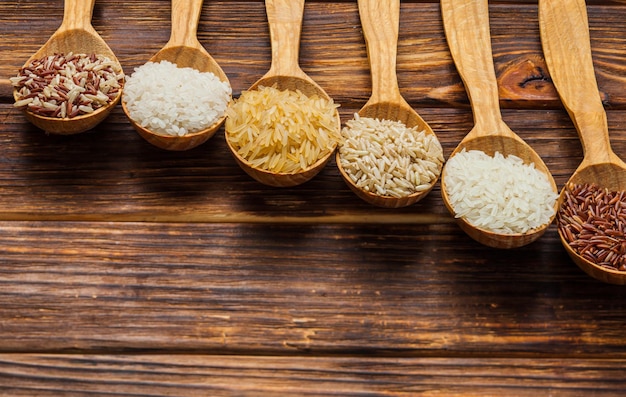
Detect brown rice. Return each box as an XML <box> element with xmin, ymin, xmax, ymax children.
<box><xmin>338</xmin><ymin>114</ymin><xmax>443</xmax><ymax>198</ymax></box>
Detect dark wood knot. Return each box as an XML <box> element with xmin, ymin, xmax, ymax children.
<box><xmin>497</xmin><ymin>54</ymin><xmax>558</xmax><ymax>103</ymax></box>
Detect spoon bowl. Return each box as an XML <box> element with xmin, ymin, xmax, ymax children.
<box><xmin>540</xmin><ymin>0</ymin><xmax>626</xmax><ymax>284</ymax></box>
<box><xmin>440</xmin><ymin>0</ymin><xmax>558</xmax><ymax>249</ymax></box>
<box><xmin>556</xmin><ymin>163</ymin><xmax>626</xmax><ymax>286</ymax></box>
<box><xmin>13</xmin><ymin>0</ymin><xmax>124</xmax><ymax>135</ymax></box>
<box><xmin>122</xmin><ymin>0</ymin><xmax>231</xmax><ymax>151</ymax></box>
<box><xmin>441</xmin><ymin>131</ymin><xmax>557</xmax><ymax>248</ymax></box>
<box><xmin>224</xmin><ymin>0</ymin><xmax>340</xmax><ymax>187</ymax></box>
<box><xmin>335</xmin><ymin>0</ymin><xmax>443</xmax><ymax>208</ymax></box>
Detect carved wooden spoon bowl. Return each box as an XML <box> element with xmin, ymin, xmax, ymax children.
<box><xmin>335</xmin><ymin>0</ymin><xmax>442</xmax><ymax>208</ymax></box>
<box><xmin>122</xmin><ymin>0</ymin><xmax>231</xmax><ymax>151</ymax></box>
<box><xmin>540</xmin><ymin>0</ymin><xmax>626</xmax><ymax>284</ymax></box>
<box><xmin>224</xmin><ymin>0</ymin><xmax>340</xmax><ymax>187</ymax></box>
<box><xmin>13</xmin><ymin>0</ymin><xmax>124</xmax><ymax>135</ymax></box>
<box><xmin>440</xmin><ymin>0</ymin><xmax>558</xmax><ymax>249</ymax></box>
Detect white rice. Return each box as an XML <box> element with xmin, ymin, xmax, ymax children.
<box><xmin>443</xmin><ymin>149</ymin><xmax>558</xmax><ymax>234</ymax></box>
<box><xmin>338</xmin><ymin>114</ymin><xmax>444</xmax><ymax>198</ymax></box>
<box><xmin>123</xmin><ymin>60</ymin><xmax>231</xmax><ymax>137</ymax></box>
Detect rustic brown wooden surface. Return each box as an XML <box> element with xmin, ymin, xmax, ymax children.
<box><xmin>1</xmin><ymin>0</ymin><xmax>626</xmax><ymax>395</ymax></box>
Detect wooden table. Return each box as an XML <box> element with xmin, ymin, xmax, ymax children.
<box><xmin>1</xmin><ymin>0</ymin><xmax>625</xmax><ymax>395</ymax></box>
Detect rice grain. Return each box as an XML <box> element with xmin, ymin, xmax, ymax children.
<box><xmin>338</xmin><ymin>114</ymin><xmax>443</xmax><ymax>198</ymax></box>
<box><xmin>225</xmin><ymin>85</ymin><xmax>340</xmax><ymax>174</ymax></box>
<box><xmin>123</xmin><ymin>60</ymin><xmax>231</xmax><ymax>137</ymax></box>
<box><xmin>11</xmin><ymin>52</ymin><xmax>124</xmax><ymax>119</ymax></box>
<box><xmin>558</xmin><ymin>182</ymin><xmax>626</xmax><ymax>271</ymax></box>
<box><xmin>443</xmin><ymin>149</ymin><xmax>557</xmax><ymax>234</ymax></box>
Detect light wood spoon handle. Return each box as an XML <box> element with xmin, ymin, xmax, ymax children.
<box><xmin>358</xmin><ymin>0</ymin><xmax>402</xmax><ymax>104</ymax></box>
<box><xmin>166</xmin><ymin>0</ymin><xmax>204</xmax><ymax>48</ymax></box>
<box><xmin>441</xmin><ymin>0</ymin><xmax>506</xmax><ymax>135</ymax></box>
<box><xmin>265</xmin><ymin>0</ymin><xmax>306</xmax><ymax>79</ymax></box>
<box><xmin>59</xmin><ymin>0</ymin><xmax>96</xmax><ymax>32</ymax></box>
<box><xmin>539</xmin><ymin>0</ymin><xmax>614</xmax><ymax>165</ymax></box>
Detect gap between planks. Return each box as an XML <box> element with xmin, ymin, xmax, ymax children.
<box><xmin>0</xmin><ymin>212</ymin><xmax>453</xmax><ymax>225</ymax></box>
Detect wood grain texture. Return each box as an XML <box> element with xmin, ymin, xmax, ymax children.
<box><xmin>0</xmin><ymin>221</ymin><xmax>624</xmax><ymax>356</ymax></box>
<box><xmin>0</xmin><ymin>355</ymin><xmax>625</xmax><ymax>396</ymax></box>
<box><xmin>0</xmin><ymin>105</ymin><xmax>605</xmax><ymax>222</ymax></box>
<box><xmin>0</xmin><ymin>0</ymin><xmax>626</xmax><ymax>393</ymax></box>
<box><xmin>1</xmin><ymin>2</ymin><xmax>626</xmax><ymax>108</ymax></box>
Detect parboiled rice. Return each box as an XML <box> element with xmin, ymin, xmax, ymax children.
<box><xmin>123</xmin><ymin>60</ymin><xmax>231</xmax><ymax>137</ymax></box>
<box><xmin>443</xmin><ymin>149</ymin><xmax>558</xmax><ymax>234</ymax></box>
<box><xmin>338</xmin><ymin>114</ymin><xmax>444</xmax><ymax>198</ymax></box>
<box><xmin>225</xmin><ymin>85</ymin><xmax>340</xmax><ymax>174</ymax></box>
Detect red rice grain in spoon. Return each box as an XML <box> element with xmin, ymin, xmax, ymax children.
<box><xmin>557</xmin><ymin>182</ymin><xmax>626</xmax><ymax>271</ymax></box>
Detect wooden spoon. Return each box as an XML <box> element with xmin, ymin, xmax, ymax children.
<box><xmin>335</xmin><ymin>0</ymin><xmax>442</xmax><ymax>208</ymax></box>
<box><xmin>13</xmin><ymin>0</ymin><xmax>123</xmax><ymax>135</ymax></box>
<box><xmin>440</xmin><ymin>0</ymin><xmax>558</xmax><ymax>248</ymax></box>
<box><xmin>122</xmin><ymin>0</ymin><xmax>231</xmax><ymax>151</ymax></box>
<box><xmin>539</xmin><ymin>0</ymin><xmax>626</xmax><ymax>284</ymax></box>
<box><xmin>225</xmin><ymin>0</ymin><xmax>341</xmax><ymax>187</ymax></box>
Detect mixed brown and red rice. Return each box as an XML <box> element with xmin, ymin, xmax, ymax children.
<box><xmin>11</xmin><ymin>52</ymin><xmax>124</xmax><ymax>119</ymax></box>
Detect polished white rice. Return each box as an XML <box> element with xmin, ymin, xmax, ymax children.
<box><xmin>338</xmin><ymin>114</ymin><xmax>444</xmax><ymax>198</ymax></box>
<box><xmin>123</xmin><ymin>60</ymin><xmax>231</xmax><ymax>137</ymax></box>
<box><xmin>443</xmin><ymin>149</ymin><xmax>558</xmax><ymax>234</ymax></box>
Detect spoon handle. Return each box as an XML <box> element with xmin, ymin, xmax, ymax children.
<box><xmin>358</xmin><ymin>0</ymin><xmax>403</xmax><ymax>105</ymax></box>
<box><xmin>265</xmin><ymin>0</ymin><xmax>306</xmax><ymax>78</ymax></box>
<box><xmin>539</xmin><ymin>0</ymin><xmax>614</xmax><ymax>163</ymax></box>
<box><xmin>440</xmin><ymin>0</ymin><xmax>504</xmax><ymax>134</ymax></box>
<box><xmin>60</xmin><ymin>0</ymin><xmax>96</xmax><ymax>31</ymax></box>
<box><xmin>167</xmin><ymin>0</ymin><xmax>204</xmax><ymax>48</ymax></box>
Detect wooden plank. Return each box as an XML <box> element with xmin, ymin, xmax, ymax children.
<box><xmin>0</xmin><ymin>354</ymin><xmax>624</xmax><ymax>396</ymax></box>
<box><xmin>2</xmin><ymin>1</ymin><xmax>626</xmax><ymax>108</ymax></box>
<box><xmin>0</xmin><ymin>1</ymin><xmax>624</xmax><ymax>392</ymax></box>
<box><xmin>0</xmin><ymin>221</ymin><xmax>624</xmax><ymax>355</ymax></box>
<box><xmin>0</xmin><ymin>1</ymin><xmax>624</xmax><ymax>223</ymax></box>
<box><xmin>0</xmin><ymin>104</ymin><xmax>599</xmax><ymax>222</ymax></box>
